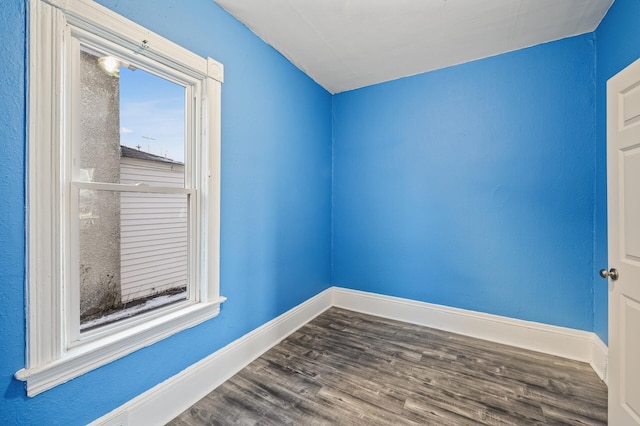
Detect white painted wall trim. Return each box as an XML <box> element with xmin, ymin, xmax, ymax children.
<box><xmin>92</xmin><ymin>286</ymin><xmax>607</xmax><ymax>425</ymax></box>
<box><xmin>590</xmin><ymin>334</ymin><xmax>609</xmax><ymax>385</ymax></box>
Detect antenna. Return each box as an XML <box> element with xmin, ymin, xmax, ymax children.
<box><xmin>141</xmin><ymin>136</ymin><xmax>156</xmax><ymax>154</ymax></box>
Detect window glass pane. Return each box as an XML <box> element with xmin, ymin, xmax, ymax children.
<box><xmin>79</xmin><ymin>189</ymin><xmax>189</xmax><ymax>331</ymax></box>
<box><xmin>77</xmin><ymin>46</ymin><xmax>185</xmax><ymax>187</ymax></box>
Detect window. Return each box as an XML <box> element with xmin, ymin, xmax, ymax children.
<box><xmin>16</xmin><ymin>0</ymin><xmax>224</xmax><ymax>396</ymax></box>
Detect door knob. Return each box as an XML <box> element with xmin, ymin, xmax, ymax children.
<box><xmin>600</xmin><ymin>268</ymin><xmax>619</xmax><ymax>281</ymax></box>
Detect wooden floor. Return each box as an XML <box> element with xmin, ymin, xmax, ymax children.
<box><xmin>169</xmin><ymin>308</ymin><xmax>608</xmax><ymax>425</ymax></box>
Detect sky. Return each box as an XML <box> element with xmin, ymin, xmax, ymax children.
<box><xmin>119</xmin><ymin>67</ymin><xmax>186</xmax><ymax>163</ymax></box>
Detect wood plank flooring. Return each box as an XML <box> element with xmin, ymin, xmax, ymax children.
<box><xmin>169</xmin><ymin>308</ymin><xmax>608</xmax><ymax>425</ymax></box>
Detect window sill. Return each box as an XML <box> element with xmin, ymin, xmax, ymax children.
<box><xmin>15</xmin><ymin>297</ymin><xmax>226</xmax><ymax>397</ymax></box>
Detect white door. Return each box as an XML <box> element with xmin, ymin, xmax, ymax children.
<box><xmin>607</xmin><ymin>57</ymin><xmax>640</xmax><ymax>426</ymax></box>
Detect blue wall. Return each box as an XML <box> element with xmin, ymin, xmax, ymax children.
<box><xmin>0</xmin><ymin>0</ymin><xmax>332</xmax><ymax>424</ymax></box>
<box><xmin>332</xmin><ymin>34</ymin><xmax>597</xmax><ymax>331</ymax></box>
<box><xmin>593</xmin><ymin>0</ymin><xmax>640</xmax><ymax>345</ymax></box>
<box><xmin>0</xmin><ymin>0</ymin><xmax>29</xmax><ymax>420</ymax></box>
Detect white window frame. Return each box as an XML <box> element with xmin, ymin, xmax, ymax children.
<box><xmin>16</xmin><ymin>0</ymin><xmax>225</xmax><ymax>397</ymax></box>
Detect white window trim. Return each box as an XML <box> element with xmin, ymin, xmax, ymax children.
<box><xmin>16</xmin><ymin>0</ymin><xmax>224</xmax><ymax>397</ymax></box>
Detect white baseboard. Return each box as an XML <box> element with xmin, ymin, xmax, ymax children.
<box><xmin>331</xmin><ymin>287</ymin><xmax>609</xmax><ymax>384</ymax></box>
<box><xmin>92</xmin><ymin>286</ymin><xmax>607</xmax><ymax>425</ymax></box>
<box><xmin>90</xmin><ymin>288</ymin><xmax>333</xmax><ymax>426</ymax></box>
<box><xmin>590</xmin><ymin>334</ymin><xmax>608</xmax><ymax>384</ymax></box>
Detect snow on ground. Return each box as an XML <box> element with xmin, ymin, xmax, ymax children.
<box><xmin>80</xmin><ymin>292</ymin><xmax>186</xmax><ymax>331</ymax></box>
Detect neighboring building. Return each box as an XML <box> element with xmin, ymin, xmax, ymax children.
<box><xmin>77</xmin><ymin>44</ymin><xmax>187</xmax><ymax>320</ymax></box>
<box><xmin>77</xmin><ymin>44</ymin><xmax>187</xmax><ymax>316</ymax></box>
<box><xmin>78</xmin><ymin>50</ymin><xmax>122</xmax><ymax>319</ymax></box>
<box><xmin>119</xmin><ymin>145</ymin><xmax>187</xmax><ymax>303</ymax></box>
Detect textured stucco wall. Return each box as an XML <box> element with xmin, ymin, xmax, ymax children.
<box><xmin>78</xmin><ymin>50</ymin><xmax>122</xmax><ymax>319</ymax></box>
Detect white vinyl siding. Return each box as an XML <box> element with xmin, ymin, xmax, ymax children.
<box><xmin>120</xmin><ymin>156</ymin><xmax>187</xmax><ymax>302</ymax></box>
<box><xmin>120</xmin><ymin>156</ymin><xmax>186</xmax><ymax>188</ymax></box>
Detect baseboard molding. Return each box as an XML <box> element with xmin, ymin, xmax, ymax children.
<box><xmin>590</xmin><ymin>334</ymin><xmax>608</xmax><ymax>385</ymax></box>
<box><xmin>90</xmin><ymin>288</ymin><xmax>333</xmax><ymax>426</ymax></box>
<box><xmin>92</xmin><ymin>286</ymin><xmax>607</xmax><ymax>425</ymax></box>
<box><xmin>331</xmin><ymin>287</ymin><xmax>608</xmax><ymax>383</ymax></box>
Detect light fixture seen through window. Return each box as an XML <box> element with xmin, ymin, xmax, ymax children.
<box><xmin>98</xmin><ymin>56</ymin><xmax>121</xmax><ymax>77</ymax></box>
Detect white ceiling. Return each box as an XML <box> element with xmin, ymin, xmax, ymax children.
<box><xmin>213</xmin><ymin>0</ymin><xmax>613</xmax><ymax>94</ymax></box>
